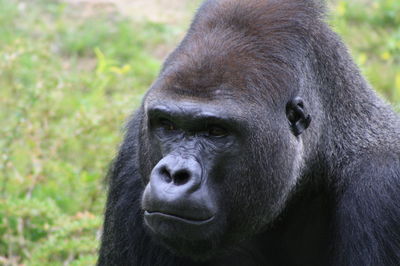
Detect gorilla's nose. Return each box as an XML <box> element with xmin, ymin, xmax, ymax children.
<box><xmin>151</xmin><ymin>155</ymin><xmax>202</xmax><ymax>192</ymax></box>
<box><xmin>158</xmin><ymin>163</ymin><xmax>192</xmax><ymax>186</ymax></box>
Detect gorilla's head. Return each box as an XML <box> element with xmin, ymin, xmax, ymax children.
<box><xmin>139</xmin><ymin>2</ymin><xmax>313</xmax><ymax>256</ymax></box>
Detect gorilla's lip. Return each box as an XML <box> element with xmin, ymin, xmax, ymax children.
<box><xmin>144</xmin><ymin>210</ymin><xmax>214</xmax><ymax>224</ymax></box>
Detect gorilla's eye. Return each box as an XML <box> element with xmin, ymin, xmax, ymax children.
<box><xmin>208</xmin><ymin>125</ymin><xmax>228</xmax><ymax>137</ymax></box>
<box><xmin>159</xmin><ymin>118</ymin><xmax>176</xmax><ymax>131</ymax></box>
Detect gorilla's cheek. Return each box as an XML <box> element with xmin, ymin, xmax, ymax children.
<box><xmin>226</xmin><ymin>135</ymin><xmax>301</xmax><ymax>231</ymax></box>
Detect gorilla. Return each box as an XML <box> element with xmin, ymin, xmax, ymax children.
<box><xmin>98</xmin><ymin>0</ymin><xmax>400</xmax><ymax>265</ymax></box>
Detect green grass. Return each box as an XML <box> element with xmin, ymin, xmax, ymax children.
<box><xmin>0</xmin><ymin>0</ymin><xmax>399</xmax><ymax>265</ymax></box>
<box><xmin>0</xmin><ymin>0</ymin><xmax>181</xmax><ymax>264</ymax></box>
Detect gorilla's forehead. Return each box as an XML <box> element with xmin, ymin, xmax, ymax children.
<box><xmin>153</xmin><ymin>49</ymin><xmax>271</xmax><ymax>103</ymax></box>
<box><xmin>161</xmin><ymin>46</ymin><xmax>256</xmax><ymax>96</ymax></box>
<box><xmin>153</xmin><ymin>26</ymin><xmax>298</xmax><ymax>102</ymax></box>
<box><xmin>149</xmin><ymin>59</ymin><xmax>292</xmax><ymax>109</ymax></box>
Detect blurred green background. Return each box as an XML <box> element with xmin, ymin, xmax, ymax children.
<box><xmin>0</xmin><ymin>0</ymin><xmax>399</xmax><ymax>265</ymax></box>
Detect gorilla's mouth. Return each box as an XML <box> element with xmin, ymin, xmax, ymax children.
<box><xmin>144</xmin><ymin>210</ymin><xmax>214</xmax><ymax>224</ymax></box>
<box><xmin>144</xmin><ymin>210</ymin><xmax>217</xmax><ymax>241</ymax></box>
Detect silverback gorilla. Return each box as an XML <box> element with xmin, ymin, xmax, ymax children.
<box><xmin>98</xmin><ymin>0</ymin><xmax>400</xmax><ymax>265</ymax></box>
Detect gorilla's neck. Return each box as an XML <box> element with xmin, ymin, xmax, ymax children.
<box><xmin>261</xmin><ymin>180</ymin><xmax>332</xmax><ymax>265</ymax></box>
<box><xmin>209</xmin><ymin>184</ymin><xmax>333</xmax><ymax>266</ymax></box>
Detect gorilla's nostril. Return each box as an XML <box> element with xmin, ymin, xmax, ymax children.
<box><xmin>160</xmin><ymin>167</ymin><xmax>172</xmax><ymax>183</ymax></box>
<box><xmin>172</xmin><ymin>170</ymin><xmax>191</xmax><ymax>185</ymax></box>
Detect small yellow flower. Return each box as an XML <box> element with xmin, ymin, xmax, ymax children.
<box><xmin>358</xmin><ymin>53</ymin><xmax>367</xmax><ymax>65</ymax></box>
<box><xmin>380</xmin><ymin>51</ymin><xmax>391</xmax><ymax>61</ymax></box>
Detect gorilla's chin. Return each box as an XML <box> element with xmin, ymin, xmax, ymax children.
<box><xmin>144</xmin><ymin>211</ymin><xmax>224</xmax><ymax>259</ymax></box>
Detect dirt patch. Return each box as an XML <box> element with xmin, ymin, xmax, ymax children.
<box><xmin>63</xmin><ymin>0</ymin><xmax>199</xmax><ymax>25</ymax></box>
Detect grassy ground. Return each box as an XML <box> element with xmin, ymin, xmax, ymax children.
<box><xmin>0</xmin><ymin>0</ymin><xmax>399</xmax><ymax>265</ymax></box>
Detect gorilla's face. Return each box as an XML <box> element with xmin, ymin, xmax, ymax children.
<box><xmin>140</xmin><ymin>83</ymin><xmax>309</xmax><ymax>259</ymax></box>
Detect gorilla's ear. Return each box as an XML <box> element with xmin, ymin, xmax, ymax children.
<box><xmin>285</xmin><ymin>97</ymin><xmax>311</xmax><ymax>136</ymax></box>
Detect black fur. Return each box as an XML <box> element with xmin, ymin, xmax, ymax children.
<box><xmin>98</xmin><ymin>0</ymin><xmax>400</xmax><ymax>265</ymax></box>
